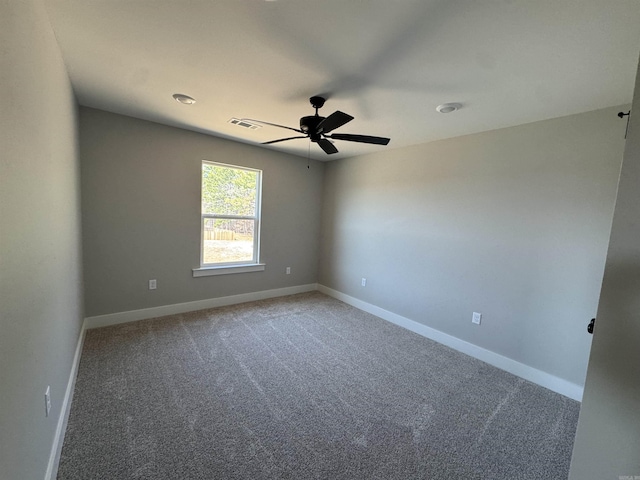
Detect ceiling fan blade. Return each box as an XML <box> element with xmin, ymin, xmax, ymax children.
<box><xmin>327</xmin><ymin>133</ymin><xmax>390</xmax><ymax>145</ymax></box>
<box><xmin>262</xmin><ymin>136</ymin><xmax>307</xmax><ymax>145</ymax></box>
<box><xmin>317</xmin><ymin>138</ymin><xmax>339</xmax><ymax>154</ymax></box>
<box><xmin>241</xmin><ymin>118</ymin><xmax>304</xmax><ymax>134</ymax></box>
<box><xmin>317</xmin><ymin>111</ymin><xmax>354</xmax><ymax>134</ymax></box>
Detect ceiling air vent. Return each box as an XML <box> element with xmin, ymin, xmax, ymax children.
<box><xmin>228</xmin><ymin>118</ymin><xmax>262</xmax><ymax>130</ymax></box>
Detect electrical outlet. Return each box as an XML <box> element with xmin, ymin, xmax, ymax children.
<box><xmin>286</xmin><ymin>267</ymin><xmax>291</xmax><ymax>274</ymax></box>
<box><xmin>45</xmin><ymin>386</ymin><xmax>51</xmax><ymax>417</ymax></box>
<box><xmin>149</xmin><ymin>279</ymin><xmax>157</xmax><ymax>290</ymax></box>
<box><xmin>361</xmin><ymin>278</ymin><xmax>367</xmax><ymax>287</ymax></box>
<box><xmin>472</xmin><ymin>312</ymin><xmax>482</xmax><ymax>325</ymax></box>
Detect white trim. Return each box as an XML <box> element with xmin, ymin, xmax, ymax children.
<box><xmin>45</xmin><ymin>319</ymin><xmax>87</xmax><ymax>480</ymax></box>
<box><xmin>317</xmin><ymin>284</ymin><xmax>584</xmax><ymax>402</ymax></box>
<box><xmin>192</xmin><ymin>263</ymin><xmax>265</xmax><ymax>277</ymax></box>
<box><xmin>202</xmin><ymin>214</ymin><xmax>257</xmax><ymax>221</ymax></box>
<box><xmin>85</xmin><ymin>284</ymin><xmax>318</xmax><ymax>329</ymax></box>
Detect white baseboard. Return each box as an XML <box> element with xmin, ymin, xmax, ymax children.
<box><xmin>317</xmin><ymin>284</ymin><xmax>584</xmax><ymax>402</ymax></box>
<box><xmin>45</xmin><ymin>319</ymin><xmax>87</xmax><ymax>480</ymax></box>
<box><xmin>85</xmin><ymin>284</ymin><xmax>319</xmax><ymax>329</ymax></box>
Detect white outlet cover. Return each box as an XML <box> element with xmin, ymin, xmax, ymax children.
<box><xmin>472</xmin><ymin>312</ymin><xmax>482</xmax><ymax>325</ymax></box>
<box><xmin>286</xmin><ymin>267</ymin><xmax>291</xmax><ymax>274</ymax></box>
<box><xmin>361</xmin><ymin>278</ymin><xmax>367</xmax><ymax>287</ymax></box>
<box><xmin>149</xmin><ymin>279</ymin><xmax>157</xmax><ymax>290</ymax></box>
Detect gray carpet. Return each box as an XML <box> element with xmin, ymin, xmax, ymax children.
<box><xmin>57</xmin><ymin>292</ymin><xmax>579</xmax><ymax>479</ymax></box>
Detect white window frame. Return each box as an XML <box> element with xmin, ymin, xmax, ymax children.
<box><xmin>193</xmin><ymin>161</ymin><xmax>264</xmax><ymax>277</ymax></box>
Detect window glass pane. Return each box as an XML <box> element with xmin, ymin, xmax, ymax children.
<box><xmin>202</xmin><ymin>218</ymin><xmax>255</xmax><ymax>264</ymax></box>
<box><xmin>202</xmin><ymin>163</ymin><xmax>257</xmax><ymax>216</ymax></box>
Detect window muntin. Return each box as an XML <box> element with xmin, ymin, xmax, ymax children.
<box><xmin>201</xmin><ymin>161</ymin><xmax>261</xmax><ymax>267</ymax></box>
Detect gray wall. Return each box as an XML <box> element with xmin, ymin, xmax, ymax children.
<box><xmin>319</xmin><ymin>106</ymin><xmax>626</xmax><ymax>386</ymax></box>
<box><xmin>569</xmin><ymin>58</ymin><xmax>640</xmax><ymax>479</ymax></box>
<box><xmin>80</xmin><ymin>108</ymin><xmax>324</xmax><ymax>317</ymax></box>
<box><xmin>0</xmin><ymin>1</ymin><xmax>84</xmax><ymax>479</ymax></box>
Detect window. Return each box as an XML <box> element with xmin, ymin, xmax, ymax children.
<box><xmin>195</xmin><ymin>161</ymin><xmax>263</xmax><ymax>276</ymax></box>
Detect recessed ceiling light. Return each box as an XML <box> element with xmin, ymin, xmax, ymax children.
<box><xmin>173</xmin><ymin>93</ymin><xmax>196</xmax><ymax>105</ymax></box>
<box><xmin>436</xmin><ymin>103</ymin><xmax>462</xmax><ymax>114</ymax></box>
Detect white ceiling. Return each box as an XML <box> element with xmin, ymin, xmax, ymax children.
<box><xmin>45</xmin><ymin>0</ymin><xmax>640</xmax><ymax>161</ymax></box>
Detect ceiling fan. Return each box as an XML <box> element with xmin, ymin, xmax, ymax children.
<box><xmin>243</xmin><ymin>96</ymin><xmax>390</xmax><ymax>155</ymax></box>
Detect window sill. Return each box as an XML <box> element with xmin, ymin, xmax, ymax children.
<box><xmin>192</xmin><ymin>263</ymin><xmax>266</xmax><ymax>277</ymax></box>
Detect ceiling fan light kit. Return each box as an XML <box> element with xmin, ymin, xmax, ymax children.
<box><xmin>243</xmin><ymin>96</ymin><xmax>391</xmax><ymax>155</ymax></box>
